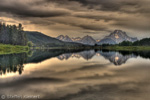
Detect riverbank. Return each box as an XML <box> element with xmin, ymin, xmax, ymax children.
<box><xmin>0</xmin><ymin>44</ymin><xmax>29</xmax><ymax>55</ymax></box>
<box><xmin>102</xmin><ymin>46</ymin><xmax>150</xmax><ymax>51</ymax></box>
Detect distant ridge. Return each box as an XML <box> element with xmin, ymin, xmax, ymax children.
<box><xmin>26</xmin><ymin>30</ymin><xmax>138</xmax><ymax>46</ymax></box>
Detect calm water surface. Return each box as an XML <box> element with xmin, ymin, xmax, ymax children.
<box><xmin>0</xmin><ymin>50</ymin><xmax>150</xmax><ymax>100</ymax></box>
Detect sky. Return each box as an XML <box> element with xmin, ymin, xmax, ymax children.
<box><xmin>0</xmin><ymin>0</ymin><xmax>150</xmax><ymax>39</ymax></box>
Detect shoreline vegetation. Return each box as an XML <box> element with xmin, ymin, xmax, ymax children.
<box><xmin>97</xmin><ymin>38</ymin><xmax>150</xmax><ymax>51</ymax></box>
<box><xmin>1</xmin><ymin>44</ymin><xmax>150</xmax><ymax>55</ymax></box>
<box><xmin>101</xmin><ymin>46</ymin><xmax>150</xmax><ymax>51</ymax></box>
<box><xmin>30</xmin><ymin>45</ymin><xmax>150</xmax><ymax>51</ymax></box>
<box><xmin>0</xmin><ymin>23</ymin><xmax>28</xmax><ymax>55</ymax></box>
<box><xmin>0</xmin><ymin>44</ymin><xmax>28</xmax><ymax>55</ymax></box>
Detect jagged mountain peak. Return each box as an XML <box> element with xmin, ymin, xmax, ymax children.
<box><xmin>97</xmin><ymin>30</ymin><xmax>138</xmax><ymax>45</ymax></box>
<box><xmin>57</xmin><ymin>35</ymin><xmax>72</xmax><ymax>42</ymax></box>
<box><xmin>82</xmin><ymin>35</ymin><xmax>96</xmax><ymax>41</ymax></box>
<box><xmin>80</xmin><ymin>35</ymin><xmax>96</xmax><ymax>45</ymax></box>
<box><xmin>109</xmin><ymin>30</ymin><xmax>128</xmax><ymax>39</ymax></box>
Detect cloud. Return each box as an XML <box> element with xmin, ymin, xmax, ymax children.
<box><xmin>74</xmin><ymin>13</ymin><xmax>124</xmax><ymax>22</ymax></box>
<box><xmin>0</xmin><ymin>0</ymin><xmax>70</xmax><ymax>18</ymax></box>
<box><xmin>69</xmin><ymin>0</ymin><xmax>139</xmax><ymax>12</ymax></box>
<box><xmin>0</xmin><ymin>0</ymin><xmax>150</xmax><ymax>38</ymax></box>
<box><xmin>47</xmin><ymin>16</ymin><xmax>111</xmax><ymax>31</ymax></box>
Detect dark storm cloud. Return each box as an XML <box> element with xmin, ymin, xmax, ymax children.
<box><xmin>69</xmin><ymin>0</ymin><xmax>139</xmax><ymax>11</ymax></box>
<box><xmin>0</xmin><ymin>0</ymin><xmax>70</xmax><ymax>18</ymax></box>
<box><xmin>70</xmin><ymin>0</ymin><xmax>150</xmax><ymax>17</ymax></box>
<box><xmin>64</xmin><ymin>22</ymin><xmax>109</xmax><ymax>31</ymax></box>
<box><xmin>47</xmin><ymin>17</ymin><xmax>109</xmax><ymax>31</ymax></box>
<box><xmin>33</xmin><ymin>0</ymin><xmax>70</xmax><ymax>5</ymax></box>
<box><xmin>0</xmin><ymin>0</ymin><xmax>150</xmax><ymax>38</ymax></box>
<box><xmin>29</xmin><ymin>18</ymin><xmax>56</xmax><ymax>25</ymax></box>
<box><xmin>112</xmin><ymin>18</ymin><xmax>150</xmax><ymax>31</ymax></box>
<box><xmin>75</xmin><ymin>14</ymin><xmax>124</xmax><ymax>22</ymax></box>
<box><xmin>76</xmin><ymin>24</ymin><xmax>108</xmax><ymax>31</ymax></box>
<box><xmin>38</xmin><ymin>0</ymin><xmax>141</xmax><ymax>12</ymax></box>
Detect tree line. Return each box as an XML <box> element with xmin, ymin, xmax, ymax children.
<box><xmin>118</xmin><ymin>38</ymin><xmax>150</xmax><ymax>46</ymax></box>
<box><xmin>98</xmin><ymin>38</ymin><xmax>150</xmax><ymax>46</ymax></box>
<box><xmin>0</xmin><ymin>23</ymin><xmax>27</xmax><ymax>46</ymax></box>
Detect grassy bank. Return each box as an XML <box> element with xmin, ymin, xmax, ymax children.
<box><xmin>103</xmin><ymin>46</ymin><xmax>150</xmax><ymax>51</ymax></box>
<box><xmin>0</xmin><ymin>44</ymin><xmax>29</xmax><ymax>55</ymax></box>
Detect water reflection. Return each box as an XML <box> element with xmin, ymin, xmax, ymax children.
<box><xmin>57</xmin><ymin>50</ymin><xmax>95</xmax><ymax>60</ymax></box>
<box><xmin>1</xmin><ymin>50</ymin><xmax>150</xmax><ymax>76</ymax></box>
<box><xmin>57</xmin><ymin>50</ymin><xmax>137</xmax><ymax>65</ymax></box>
<box><xmin>0</xmin><ymin>49</ymin><xmax>150</xmax><ymax>100</ymax></box>
<box><xmin>98</xmin><ymin>51</ymin><xmax>137</xmax><ymax>65</ymax></box>
<box><xmin>0</xmin><ymin>53</ymin><xmax>27</xmax><ymax>75</ymax></box>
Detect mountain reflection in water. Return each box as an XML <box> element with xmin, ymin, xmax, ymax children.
<box><xmin>98</xmin><ymin>51</ymin><xmax>137</xmax><ymax>65</ymax></box>
<box><xmin>0</xmin><ymin>49</ymin><xmax>150</xmax><ymax>76</ymax></box>
<box><xmin>0</xmin><ymin>49</ymin><xmax>150</xmax><ymax>100</ymax></box>
<box><xmin>57</xmin><ymin>50</ymin><xmax>96</xmax><ymax>60</ymax></box>
<box><xmin>58</xmin><ymin>50</ymin><xmax>138</xmax><ymax>65</ymax></box>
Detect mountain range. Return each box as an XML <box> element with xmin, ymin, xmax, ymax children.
<box><xmin>25</xmin><ymin>31</ymin><xmax>84</xmax><ymax>47</ymax></box>
<box><xmin>56</xmin><ymin>30</ymin><xmax>138</xmax><ymax>45</ymax></box>
<box><xmin>57</xmin><ymin>35</ymin><xmax>96</xmax><ymax>45</ymax></box>
<box><xmin>26</xmin><ymin>30</ymin><xmax>138</xmax><ymax>46</ymax></box>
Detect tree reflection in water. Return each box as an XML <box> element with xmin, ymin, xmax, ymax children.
<box><xmin>0</xmin><ymin>53</ymin><xmax>27</xmax><ymax>75</ymax></box>
<box><xmin>1</xmin><ymin>49</ymin><xmax>150</xmax><ymax>75</ymax></box>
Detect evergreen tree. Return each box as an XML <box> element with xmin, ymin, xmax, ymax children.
<box><xmin>0</xmin><ymin>23</ymin><xmax>27</xmax><ymax>46</ymax></box>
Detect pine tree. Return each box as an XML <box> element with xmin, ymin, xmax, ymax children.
<box><xmin>0</xmin><ymin>23</ymin><xmax>27</xmax><ymax>46</ymax></box>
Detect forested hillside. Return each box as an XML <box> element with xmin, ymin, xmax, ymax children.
<box><xmin>25</xmin><ymin>31</ymin><xmax>63</xmax><ymax>46</ymax></box>
<box><xmin>26</xmin><ymin>31</ymin><xmax>85</xmax><ymax>47</ymax></box>
<box><xmin>0</xmin><ymin>23</ymin><xmax>27</xmax><ymax>46</ymax></box>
